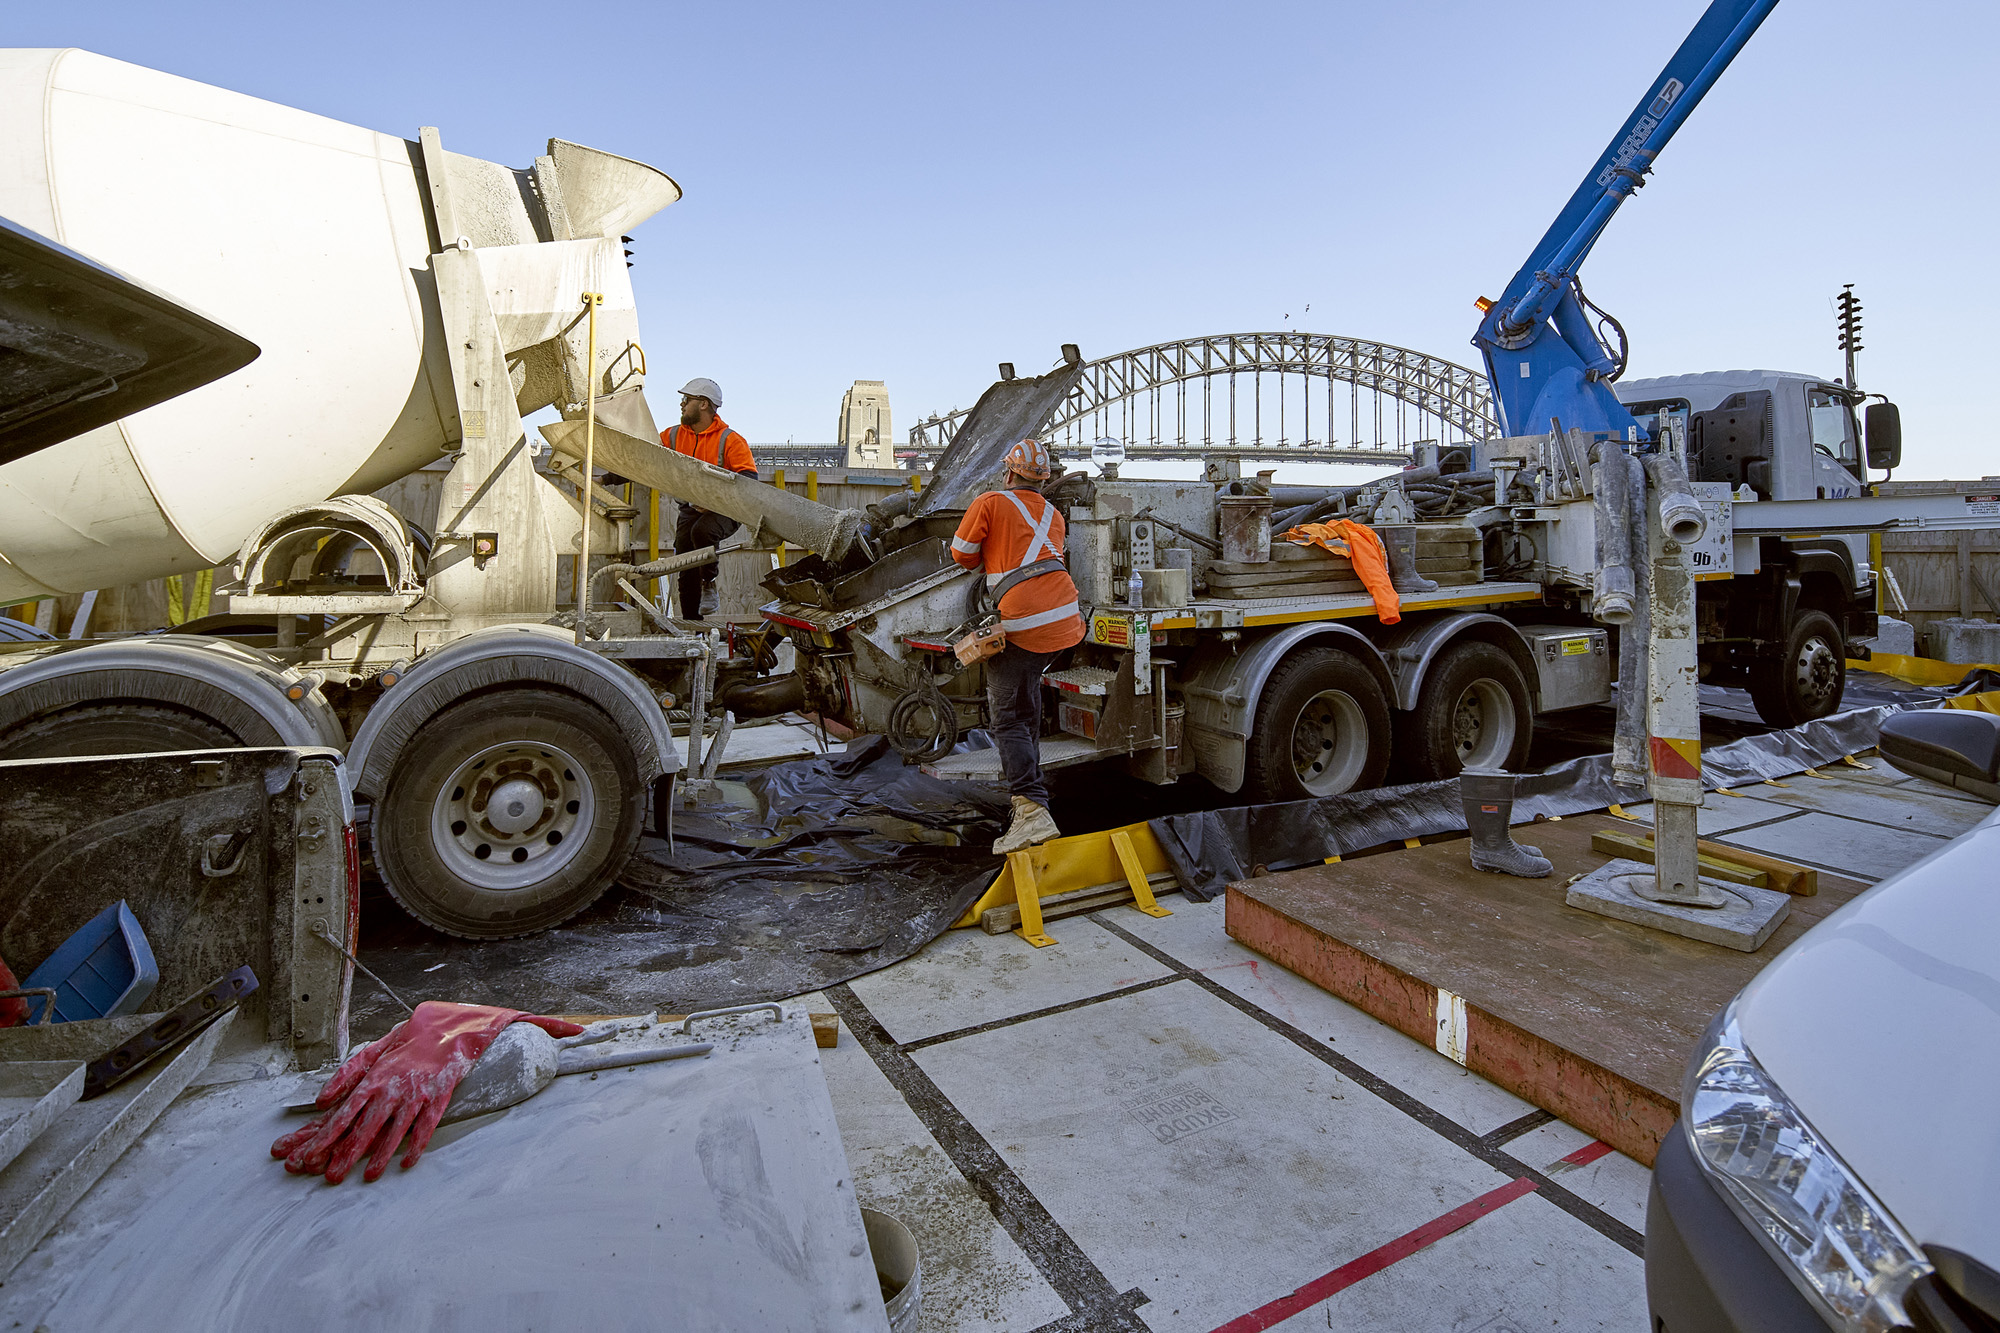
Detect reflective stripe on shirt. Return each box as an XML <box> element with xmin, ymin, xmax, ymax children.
<box><xmin>1001</xmin><ymin>600</ymin><xmax>1081</xmax><ymax>633</ymax></box>
<box><xmin>951</xmin><ymin>536</ymin><xmax>981</xmax><ymax>556</ymax></box>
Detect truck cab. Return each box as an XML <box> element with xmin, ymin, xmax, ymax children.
<box><xmin>1617</xmin><ymin>370</ymin><xmax>1879</xmax><ymax>723</ymax></box>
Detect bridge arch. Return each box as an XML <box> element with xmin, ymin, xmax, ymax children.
<box><xmin>908</xmin><ymin>332</ymin><xmax>1499</xmax><ymax>464</ymax></box>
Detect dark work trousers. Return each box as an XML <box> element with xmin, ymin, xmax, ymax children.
<box><xmin>984</xmin><ymin>644</ymin><xmax>1060</xmax><ymax>808</ymax></box>
<box><xmin>674</xmin><ymin>503</ymin><xmax>742</xmax><ymax>616</ymax></box>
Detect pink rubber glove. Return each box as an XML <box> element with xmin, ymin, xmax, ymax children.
<box><xmin>271</xmin><ymin>1001</ymin><xmax>583</xmax><ymax>1184</ymax></box>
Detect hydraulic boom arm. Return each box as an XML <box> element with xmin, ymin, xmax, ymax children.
<box><xmin>1472</xmin><ymin>0</ymin><xmax>1779</xmax><ymax>441</ymax></box>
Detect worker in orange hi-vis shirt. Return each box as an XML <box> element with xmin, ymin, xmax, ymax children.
<box><xmin>660</xmin><ymin>377</ymin><xmax>757</xmax><ymax>617</ymax></box>
<box><xmin>950</xmin><ymin>438</ymin><xmax>1085</xmax><ymax>855</ymax></box>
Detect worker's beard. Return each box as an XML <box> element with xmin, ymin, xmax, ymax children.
<box><xmin>680</xmin><ymin>403</ymin><xmax>704</xmax><ymax>427</ymax></box>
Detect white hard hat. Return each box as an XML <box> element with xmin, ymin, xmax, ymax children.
<box><xmin>679</xmin><ymin>377</ymin><xmax>722</xmax><ymax>407</ymax></box>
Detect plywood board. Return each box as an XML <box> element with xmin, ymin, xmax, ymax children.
<box><xmin>1225</xmin><ymin>817</ymin><xmax>1869</xmax><ymax>1165</ymax></box>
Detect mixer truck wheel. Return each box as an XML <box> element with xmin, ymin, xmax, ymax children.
<box><xmin>1404</xmin><ymin>642</ymin><xmax>1533</xmax><ymax>781</ymax></box>
<box><xmin>1242</xmin><ymin>647</ymin><xmax>1390</xmax><ymax>803</ymax></box>
<box><xmin>1747</xmin><ymin>610</ymin><xmax>1845</xmax><ymax>728</ymax></box>
<box><xmin>0</xmin><ymin>703</ymin><xmax>239</xmax><ymax>759</ymax></box>
<box><xmin>371</xmin><ymin>689</ymin><xmax>645</xmax><ymax>939</ymax></box>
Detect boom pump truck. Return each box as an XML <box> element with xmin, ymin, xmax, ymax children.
<box><xmin>5</xmin><ymin>9</ymin><xmax>1996</xmax><ymax>941</ymax></box>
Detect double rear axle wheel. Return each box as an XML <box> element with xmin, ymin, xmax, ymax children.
<box><xmin>1241</xmin><ymin>640</ymin><xmax>1535</xmax><ymax>804</ymax></box>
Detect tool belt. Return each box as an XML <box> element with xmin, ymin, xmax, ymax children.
<box><xmin>952</xmin><ymin>557</ymin><xmax>1067</xmax><ymax>666</ymax></box>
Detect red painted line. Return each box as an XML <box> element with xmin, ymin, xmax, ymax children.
<box><xmin>1558</xmin><ymin>1140</ymin><xmax>1614</xmax><ymax>1168</ymax></box>
<box><xmin>1209</xmin><ymin>1176</ymin><xmax>1539</xmax><ymax>1333</ymax></box>
<box><xmin>1207</xmin><ymin>1140</ymin><xmax>1615</xmax><ymax>1332</ymax></box>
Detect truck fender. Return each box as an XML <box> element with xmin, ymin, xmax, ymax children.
<box><xmin>1179</xmin><ymin>623</ymin><xmax>1392</xmax><ymax>794</ymax></box>
<box><xmin>344</xmin><ymin>624</ymin><xmax>679</xmax><ymax>800</ymax></box>
<box><xmin>0</xmin><ymin>635</ymin><xmax>343</xmax><ymax>750</ymax></box>
<box><xmin>235</xmin><ymin>495</ymin><xmax>425</xmax><ymax>594</ymax></box>
<box><xmin>1373</xmin><ymin>613</ymin><xmax>1541</xmax><ymax>711</ymax></box>
<box><xmin>1785</xmin><ymin>541</ymin><xmax>1858</xmax><ymax>605</ymax></box>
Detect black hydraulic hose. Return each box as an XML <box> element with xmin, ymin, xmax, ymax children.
<box><xmin>887</xmin><ymin>674</ymin><xmax>958</xmax><ymax>762</ymax></box>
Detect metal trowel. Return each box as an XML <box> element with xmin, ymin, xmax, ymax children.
<box><xmin>283</xmin><ymin>1015</ymin><xmax>711</xmax><ymax>1123</ymax></box>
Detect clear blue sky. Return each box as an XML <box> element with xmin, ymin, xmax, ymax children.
<box><xmin>18</xmin><ymin>1</ymin><xmax>1996</xmax><ymax>479</ymax></box>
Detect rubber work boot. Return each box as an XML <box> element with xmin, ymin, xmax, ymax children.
<box><xmin>993</xmin><ymin>796</ymin><xmax>1061</xmax><ymax>856</ymax></box>
<box><xmin>1459</xmin><ymin>767</ymin><xmax>1552</xmax><ymax>878</ymax></box>
<box><xmin>1379</xmin><ymin>524</ymin><xmax>1439</xmax><ymax>595</ymax></box>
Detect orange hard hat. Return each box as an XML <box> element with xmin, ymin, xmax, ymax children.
<box><xmin>1004</xmin><ymin>437</ymin><xmax>1051</xmax><ymax>481</ymax></box>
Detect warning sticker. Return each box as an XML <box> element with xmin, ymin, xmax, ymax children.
<box><xmin>1966</xmin><ymin>495</ymin><xmax>2000</xmax><ymax>517</ymax></box>
<box><xmin>1561</xmin><ymin>637</ymin><xmax>1592</xmax><ymax>656</ymax></box>
<box><xmin>1092</xmin><ymin>614</ymin><xmax>1131</xmax><ymax>649</ymax></box>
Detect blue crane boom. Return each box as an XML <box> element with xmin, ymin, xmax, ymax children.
<box><xmin>1472</xmin><ymin>0</ymin><xmax>1780</xmax><ymax>442</ymax></box>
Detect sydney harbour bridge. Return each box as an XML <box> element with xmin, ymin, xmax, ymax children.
<box><xmin>756</xmin><ymin>331</ymin><xmax>1501</xmax><ymax>472</ymax></box>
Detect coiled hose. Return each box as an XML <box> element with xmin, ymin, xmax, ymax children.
<box><xmin>887</xmin><ymin>672</ymin><xmax>960</xmax><ymax>762</ymax></box>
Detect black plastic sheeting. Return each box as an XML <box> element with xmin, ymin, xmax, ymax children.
<box><xmin>1151</xmin><ymin>698</ymin><xmax>1958</xmax><ymax>902</ymax></box>
<box><xmin>353</xmin><ymin>736</ymin><xmax>1007</xmax><ymax>1039</ymax></box>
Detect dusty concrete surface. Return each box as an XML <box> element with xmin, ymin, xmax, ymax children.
<box><xmin>805</xmin><ymin>757</ymin><xmax>1967</xmax><ymax>1331</ymax></box>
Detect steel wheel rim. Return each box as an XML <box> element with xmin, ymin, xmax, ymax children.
<box><xmin>1451</xmin><ymin>679</ymin><xmax>1516</xmax><ymax>769</ymax></box>
<box><xmin>1290</xmin><ymin>688</ymin><xmax>1369</xmax><ymax>796</ymax></box>
<box><xmin>1793</xmin><ymin>635</ymin><xmax>1840</xmax><ymax>707</ymax></box>
<box><xmin>429</xmin><ymin>739</ymin><xmax>595</xmax><ymax>890</ymax></box>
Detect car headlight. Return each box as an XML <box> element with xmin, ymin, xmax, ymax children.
<box><xmin>1684</xmin><ymin>1005</ymin><xmax>1931</xmax><ymax>1332</ymax></box>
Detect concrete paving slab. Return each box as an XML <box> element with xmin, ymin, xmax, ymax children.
<box><xmin>1616</xmin><ymin>793</ymin><xmax>1798</xmax><ymax>835</ymax></box>
<box><xmin>1096</xmin><ymin>898</ymin><xmax>1538</xmax><ymax>1136</ymax></box>
<box><xmin>1749</xmin><ymin>774</ymin><xmax>1993</xmax><ymax>839</ymax></box>
<box><xmin>1711</xmin><ymin>811</ymin><xmax>1949</xmax><ymax>883</ymax></box>
<box><xmin>1278</xmin><ymin>1192</ymin><xmax>1647</xmax><ymax>1332</ymax></box>
<box><xmin>1512</xmin><ymin>1119</ymin><xmax>1652</xmax><ymax>1236</ymax></box>
<box><xmin>1827</xmin><ymin>769</ymin><xmax>1994</xmax><ymax>807</ymax></box>
<box><xmin>846</xmin><ymin>922</ymin><xmax>1173</xmax><ymax>1046</ymax></box>
<box><xmin>914</xmin><ymin>981</ymin><xmax>1511</xmax><ymax>1333</ymax></box>
<box><xmin>793</xmin><ymin>990</ymin><xmax>1069</xmax><ymax>1333</ymax></box>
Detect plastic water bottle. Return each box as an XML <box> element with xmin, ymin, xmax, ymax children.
<box><xmin>1127</xmin><ymin>571</ymin><xmax>1144</xmax><ymax>607</ymax></box>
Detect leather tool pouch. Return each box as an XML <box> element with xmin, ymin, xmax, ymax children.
<box><xmin>953</xmin><ymin>618</ymin><xmax>1007</xmax><ymax>666</ymax></box>
<box><xmin>953</xmin><ymin>558</ymin><xmax>1066</xmax><ymax>666</ymax></box>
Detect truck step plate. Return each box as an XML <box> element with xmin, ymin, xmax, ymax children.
<box><xmin>924</xmin><ymin>736</ymin><xmax>1105</xmax><ymax>781</ymax></box>
<box><xmin>1041</xmin><ymin>666</ymin><xmax>1118</xmax><ymax>696</ymax></box>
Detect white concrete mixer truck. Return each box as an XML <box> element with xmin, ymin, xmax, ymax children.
<box><xmin>0</xmin><ymin>49</ymin><xmax>727</xmax><ymax>939</ymax></box>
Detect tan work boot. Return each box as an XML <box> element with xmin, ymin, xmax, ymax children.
<box><xmin>992</xmin><ymin>795</ymin><xmax>1060</xmax><ymax>855</ymax></box>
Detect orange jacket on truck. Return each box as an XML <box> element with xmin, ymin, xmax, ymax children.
<box><xmin>950</xmin><ymin>488</ymin><xmax>1086</xmax><ymax>653</ymax></box>
<box><xmin>661</xmin><ymin>417</ymin><xmax>756</xmax><ymax>474</ymax></box>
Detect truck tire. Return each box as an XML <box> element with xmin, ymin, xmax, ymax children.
<box><xmin>1748</xmin><ymin>610</ymin><xmax>1845</xmax><ymax>728</ymax></box>
<box><xmin>372</xmin><ymin>688</ymin><xmax>644</xmax><ymax>939</ymax></box>
<box><xmin>1405</xmin><ymin>642</ymin><xmax>1534</xmax><ymax>780</ymax></box>
<box><xmin>0</xmin><ymin>703</ymin><xmax>239</xmax><ymax>759</ymax></box>
<box><xmin>1242</xmin><ymin>647</ymin><xmax>1391</xmax><ymax>802</ymax></box>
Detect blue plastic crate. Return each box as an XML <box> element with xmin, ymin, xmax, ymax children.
<box><xmin>19</xmin><ymin>901</ymin><xmax>159</xmax><ymax>1025</ymax></box>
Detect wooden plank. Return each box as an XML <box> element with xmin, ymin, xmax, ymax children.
<box><xmin>1210</xmin><ymin>567</ymin><xmax>1365</xmax><ymax>591</ymax></box>
<box><xmin>1225</xmin><ymin>816</ymin><xmax>1868</xmax><ymax>1165</ymax></box>
<box><xmin>1588</xmin><ymin>830</ymin><xmax>1769</xmax><ymax>887</ymax></box>
<box><xmin>1590</xmin><ymin>829</ymin><xmax>1816</xmax><ymax>896</ymax></box>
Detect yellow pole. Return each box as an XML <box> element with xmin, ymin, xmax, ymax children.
<box><xmin>773</xmin><ymin>469</ymin><xmax>787</xmax><ymax>567</ymax></box>
<box><xmin>1871</xmin><ymin>531</ymin><xmax>1885</xmax><ymax>615</ymax></box>
<box><xmin>648</xmin><ymin>486</ymin><xmax>661</xmax><ymax>602</ymax></box>
<box><xmin>806</xmin><ymin>469</ymin><xmax>819</xmax><ymax>503</ymax></box>
<box><xmin>576</xmin><ymin>292</ymin><xmax>603</xmax><ymax>646</ymax></box>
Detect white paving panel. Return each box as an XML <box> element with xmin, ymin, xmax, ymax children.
<box><xmin>846</xmin><ymin>916</ymin><xmax>1173</xmax><ymax>1045</ymax></box>
<box><xmin>1712</xmin><ymin>810</ymin><xmax>1950</xmax><ymax>882</ymax></box>
<box><xmin>794</xmin><ymin>991</ymin><xmax>1069</xmax><ymax>1333</ymax></box>
<box><xmin>1749</xmin><ymin>774</ymin><xmax>1993</xmax><ymax>839</ymax></box>
<box><xmin>1099</xmin><ymin>897</ymin><xmax>1539</xmax><ymax>1136</ymax></box>
<box><xmin>912</xmin><ymin>981</ymin><xmax>1513</xmax><ymax>1333</ymax></box>
<box><xmin>1282</xmin><ymin>1193</ymin><xmax>1648</xmax><ymax>1332</ymax></box>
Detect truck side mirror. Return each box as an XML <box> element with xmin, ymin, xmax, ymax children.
<box><xmin>1865</xmin><ymin>401</ymin><xmax>1902</xmax><ymax>471</ymax></box>
<box><xmin>1879</xmin><ymin>710</ymin><xmax>2000</xmax><ymax>802</ymax></box>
